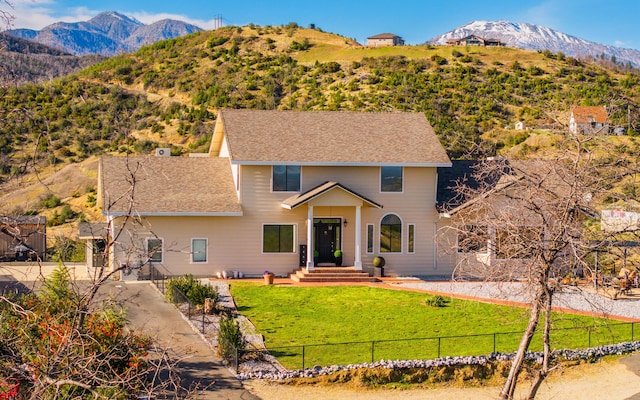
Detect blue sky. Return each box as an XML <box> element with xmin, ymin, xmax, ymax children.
<box><xmin>6</xmin><ymin>0</ymin><xmax>640</xmax><ymax>50</ymax></box>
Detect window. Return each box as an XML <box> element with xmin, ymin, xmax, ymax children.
<box><xmin>146</xmin><ymin>238</ymin><xmax>163</xmax><ymax>263</ymax></box>
<box><xmin>380</xmin><ymin>214</ymin><xmax>402</xmax><ymax>253</ymax></box>
<box><xmin>273</xmin><ymin>165</ymin><xmax>301</xmax><ymax>192</ymax></box>
<box><xmin>408</xmin><ymin>224</ymin><xmax>415</xmax><ymax>253</ymax></box>
<box><xmin>366</xmin><ymin>224</ymin><xmax>374</xmax><ymax>253</ymax></box>
<box><xmin>457</xmin><ymin>225</ymin><xmax>488</xmax><ymax>253</ymax></box>
<box><xmin>263</xmin><ymin>224</ymin><xmax>295</xmax><ymax>253</ymax></box>
<box><xmin>381</xmin><ymin>166</ymin><xmax>403</xmax><ymax>192</ymax></box>
<box><xmin>496</xmin><ymin>226</ymin><xmax>543</xmax><ymax>259</ymax></box>
<box><xmin>192</xmin><ymin>238</ymin><xmax>207</xmax><ymax>263</ymax></box>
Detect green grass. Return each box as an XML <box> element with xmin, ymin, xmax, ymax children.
<box><xmin>230</xmin><ymin>283</ymin><xmax>634</xmax><ymax>369</ymax></box>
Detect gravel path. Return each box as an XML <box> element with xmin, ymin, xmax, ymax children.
<box><xmin>394</xmin><ymin>281</ymin><xmax>640</xmax><ymax>320</ymax></box>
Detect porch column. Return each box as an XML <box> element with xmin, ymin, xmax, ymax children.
<box><xmin>354</xmin><ymin>205</ymin><xmax>362</xmax><ymax>270</ymax></box>
<box><xmin>306</xmin><ymin>205</ymin><xmax>314</xmax><ymax>270</ymax></box>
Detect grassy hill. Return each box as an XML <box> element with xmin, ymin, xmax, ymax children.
<box><xmin>0</xmin><ymin>23</ymin><xmax>639</xmax><ymax>244</ymax></box>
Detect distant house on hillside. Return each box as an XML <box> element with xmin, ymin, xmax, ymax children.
<box><xmin>446</xmin><ymin>35</ymin><xmax>504</xmax><ymax>47</ymax></box>
<box><xmin>367</xmin><ymin>33</ymin><xmax>404</xmax><ymax>47</ymax></box>
<box><xmin>568</xmin><ymin>106</ymin><xmax>609</xmax><ymax>134</ymax></box>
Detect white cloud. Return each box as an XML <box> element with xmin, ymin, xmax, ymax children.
<box><xmin>10</xmin><ymin>2</ymin><xmax>100</xmax><ymax>30</ymax></box>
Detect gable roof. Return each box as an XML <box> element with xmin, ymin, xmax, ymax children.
<box><xmin>214</xmin><ymin>109</ymin><xmax>451</xmax><ymax>167</ymax></box>
<box><xmin>571</xmin><ymin>106</ymin><xmax>608</xmax><ymax>124</ymax></box>
<box><xmin>100</xmin><ymin>156</ymin><xmax>242</xmax><ymax>216</ymax></box>
<box><xmin>282</xmin><ymin>181</ymin><xmax>383</xmax><ymax>210</ymax></box>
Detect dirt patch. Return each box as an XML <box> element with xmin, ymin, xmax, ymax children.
<box><xmin>244</xmin><ymin>353</ymin><xmax>640</xmax><ymax>400</ymax></box>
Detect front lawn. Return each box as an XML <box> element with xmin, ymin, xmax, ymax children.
<box><xmin>230</xmin><ymin>283</ymin><xmax>631</xmax><ymax>369</ymax></box>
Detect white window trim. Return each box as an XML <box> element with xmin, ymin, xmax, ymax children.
<box><xmin>379</xmin><ymin>166</ymin><xmax>404</xmax><ymax>193</ymax></box>
<box><xmin>407</xmin><ymin>223</ymin><xmax>416</xmax><ymax>254</ymax></box>
<box><xmin>146</xmin><ymin>237</ymin><xmax>164</xmax><ymax>264</ymax></box>
<box><xmin>261</xmin><ymin>223</ymin><xmax>298</xmax><ymax>254</ymax></box>
<box><xmin>366</xmin><ymin>223</ymin><xmax>375</xmax><ymax>254</ymax></box>
<box><xmin>191</xmin><ymin>238</ymin><xmax>208</xmax><ymax>264</ymax></box>
<box><xmin>271</xmin><ymin>165</ymin><xmax>302</xmax><ymax>193</ymax></box>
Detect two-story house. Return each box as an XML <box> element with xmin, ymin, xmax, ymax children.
<box><xmin>98</xmin><ymin>109</ymin><xmax>452</xmax><ymax>279</ymax></box>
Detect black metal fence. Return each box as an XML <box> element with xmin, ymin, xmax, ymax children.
<box><xmin>244</xmin><ymin>321</ymin><xmax>639</xmax><ymax>371</ymax></box>
<box><xmin>149</xmin><ymin>264</ymin><xmax>167</xmax><ymax>295</ymax></box>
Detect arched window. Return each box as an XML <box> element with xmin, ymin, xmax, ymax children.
<box><xmin>380</xmin><ymin>214</ymin><xmax>402</xmax><ymax>253</ymax></box>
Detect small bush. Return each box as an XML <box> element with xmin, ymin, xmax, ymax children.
<box><xmin>166</xmin><ymin>274</ymin><xmax>218</xmax><ymax>306</ymax></box>
<box><xmin>40</xmin><ymin>193</ymin><xmax>61</xmax><ymax>209</ymax></box>
<box><xmin>425</xmin><ymin>295</ymin><xmax>450</xmax><ymax>307</ymax></box>
<box><xmin>217</xmin><ymin>316</ymin><xmax>245</xmax><ymax>361</ymax></box>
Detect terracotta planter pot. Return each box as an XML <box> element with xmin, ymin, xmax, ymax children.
<box><xmin>264</xmin><ymin>273</ymin><xmax>275</xmax><ymax>285</ymax></box>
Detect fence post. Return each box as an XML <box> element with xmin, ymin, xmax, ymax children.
<box><xmin>371</xmin><ymin>341</ymin><xmax>375</xmax><ymax>363</ymax></box>
<box><xmin>493</xmin><ymin>333</ymin><xmax>496</xmax><ymax>353</ymax></box>
<box><xmin>438</xmin><ymin>337</ymin><xmax>441</xmax><ymax>358</ymax></box>
<box><xmin>302</xmin><ymin>345</ymin><xmax>305</xmax><ymax>370</ymax></box>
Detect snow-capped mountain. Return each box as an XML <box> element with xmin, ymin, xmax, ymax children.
<box><xmin>430</xmin><ymin>20</ymin><xmax>640</xmax><ymax>67</ymax></box>
<box><xmin>7</xmin><ymin>11</ymin><xmax>202</xmax><ymax>56</ymax></box>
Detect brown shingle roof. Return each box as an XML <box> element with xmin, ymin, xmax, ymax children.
<box><xmin>216</xmin><ymin>109</ymin><xmax>451</xmax><ymax>166</ymax></box>
<box><xmin>571</xmin><ymin>106</ymin><xmax>608</xmax><ymax>124</ymax></box>
<box><xmin>100</xmin><ymin>156</ymin><xmax>242</xmax><ymax>216</ymax></box>
<box><xmin>367</xmin><ymin>33</ymin><xmax>401</xmax><ymax>39</ymax></box>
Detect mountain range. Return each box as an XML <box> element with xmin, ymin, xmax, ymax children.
<box><xmin>6</xmin><ymin>11</ymin><xmax>202</xmax><ymax>56</ymax></box>
<box><xmin>430</xmin><ymin>20</ymin><xmax>640</xmax><ymax>67</ymax></box>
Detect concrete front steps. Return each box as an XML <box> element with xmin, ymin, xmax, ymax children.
<box><xmin>290</xmin><ymin>266</ymin><xmax>378</xmax><ymax>283</ymax></box>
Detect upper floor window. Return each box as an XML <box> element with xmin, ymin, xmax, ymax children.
<box><xmin>381</xmin><ymin>166</ymin><xmax>403</xmax><ymax>192</ymax></box>
<box><xmin>380</xmin><ymin>214</ymin><xmax>402</xmax><ymax>253</ymax></box>
<box><xmin>273</xmin><ymin>165</ymin><xmax>301</xmax><ymax>192</ymax></box>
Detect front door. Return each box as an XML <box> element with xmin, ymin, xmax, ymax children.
<box><xmin>314</xmin><ymin>218</ymin><xmax>341</xmax><ymax>264</ymax></box>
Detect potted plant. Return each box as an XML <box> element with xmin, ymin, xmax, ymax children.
<box><xmin>334</xmin><ymin>249</ymin><xmax>343</xmax><ymax>266</ymax></box>
<box><xmin>372</xmin><ymin>256</ymin><xmax>385</xmax><ymax>277</ymax></box>
<box><xmin>263</xmin><ymin>270</ymin><xmax>275</xmax><ymax>285</ymax></box>
<box><xmin>313</xmin><ymin>249</ymin><xmax>319</xmax><ymax>266</ymax></box>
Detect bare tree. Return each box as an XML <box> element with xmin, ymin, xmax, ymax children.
<box><xmin>439</xmin><ymin>134</ymin><xmax>640</xmax><ymax>399</ymax></box>
<box><xmin>0</xmin><ymin>1</ymin><xmax>14</xmax><ymax>30</ymax></box>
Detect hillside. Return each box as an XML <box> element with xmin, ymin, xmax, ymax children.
<box><xmin>0</xmin><ymin>24</ymin><xmax>639</xmax><ymax>232</ymax></box>
<box><xmin>0</xmin><ymin>33</ymin><xmax>106</xmax><ymax>85</ymax></box>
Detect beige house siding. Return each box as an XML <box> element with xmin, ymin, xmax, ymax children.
<box><xmin>108</xmin><ymin>164</ymin><xmax>449</xmax><ymax>278</ymax></box>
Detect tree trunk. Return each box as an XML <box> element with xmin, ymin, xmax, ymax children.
<box><xmin>499</xmin><ymin>290</ymin><xmax>543</xmax><ymax>400</ymax></box>
<box><xmin>527</xmin><ymin>287</ymin><xmax>553</xmax><ymax>399</ymax></box>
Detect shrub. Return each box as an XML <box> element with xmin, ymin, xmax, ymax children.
<box><xmin>166</xmin><ymin>274</ymin><xmax>218</xmax><ymax>306</ymax></box>
<box><xmin>40</xmin><ymin>193</ymin><xmax>61</xmax><ymax>208</ymax></box>
<box><xmin>217</xmin><ymin>316</ymin><xmax>245</xmax><ymax>361</ymax></box>
<box><xmin>425</xmin><ymin>295</ymin><xmax>450</xmax><ymax>307</ymax></box>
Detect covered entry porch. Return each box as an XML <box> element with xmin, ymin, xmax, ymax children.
<box><xmin>282</xmin><ymin>181</ymin><xmax>382</xmax><ymax>271</ymax></box>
